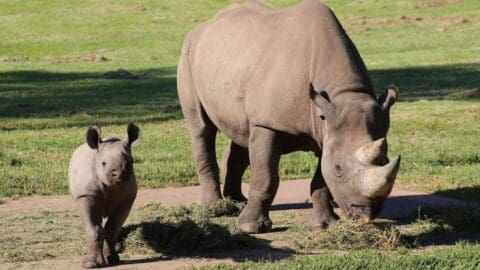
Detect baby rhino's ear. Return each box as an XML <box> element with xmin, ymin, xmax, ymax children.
<box><xmin>124</xmin><ymin>123</ymin><xmax>140</xmax><ymax>148</ymax></box>
<box><xmin>86</xmin><ymin>125</ymin><xmax>101</xmax><ymax>150</ymax></box>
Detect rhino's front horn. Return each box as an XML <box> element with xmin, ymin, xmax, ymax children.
<box><xmin>356</xmin><ymin>138</ymin><xmax>387</xmax><ymax>165</ymax></box>
<box><xmin>361</xmin><ymin>156</ymin><xmax>401</xmax><ymax>198</ymax></box>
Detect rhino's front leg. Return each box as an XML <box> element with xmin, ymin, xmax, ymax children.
<box><xmin>103</xmin><ymin>197</ymin><xmax>135</xmax><ymax>265</ymax></box>
<box><xmin>77</xmin><ymin>197</ymin><xmax>106</xmax><ymax>268</ymax></box>
<box><xmin>237</xmin><ymin>127</ymin><xmax>280</xmax><ymax>234</ymax></box>
<box><xmin>310</xmin><ymin>158</ymin><xmax>339</xmax><ymax>230</ymax></box>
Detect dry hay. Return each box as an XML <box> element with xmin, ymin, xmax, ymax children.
<box><xmin>292</xmin><ymin>220</ymin><xmax>405</xmax><ymax>251</ymax></box>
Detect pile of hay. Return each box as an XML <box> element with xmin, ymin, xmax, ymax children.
<box><xmin>120</xmin><ymin>199</ymin><xmax>251</xmax><ymax>256</ymax></box>
<box><xmin>292</xmin><ymin>220</ymin><xmax>405</xmax><ymax>251</ymax></box>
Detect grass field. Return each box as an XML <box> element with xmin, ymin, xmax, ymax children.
<box><xmin>0</xmin><ymin>0</ymin><xmax>480</xmax><ymax>268</ymax></box>
<box><xmin>1</xmin><ymin>0</ymin><xmax>479</xmax><ymax>200</ymax></box>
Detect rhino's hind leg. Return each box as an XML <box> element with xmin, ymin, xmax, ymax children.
<box><xmin>178</xmin><ymin>53</ymin><xmax>222</xmax><ymax>205</ymax></box>
<box><xmin>103</xmin><ymin>198</ymin><xmax>135</xmax><ymax>265</ymax></box>
<box><xmin>221</xmin><ymin>141</ymin><xmax>249</xmax><ymax>202</ymax></box>
<box><xmin>77</xmin><ymin>197</ymin><xmax>107</xmax><ymax>268</ymax></box>
<box><xmin>189</xmin><ymin>122</ymin><xmax>222</xmax><ymax>204</ymax></box>
<box><xmin>310</xmin><ymin>159</ymin><xmax>339</xmax><ymax>230</ymax></box>
<box><xmin>237</xmin><ymin>127</ymin><xmax>280</xmax><ymax>234</ymax></box>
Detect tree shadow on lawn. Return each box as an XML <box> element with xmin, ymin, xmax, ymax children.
<box><xmin>0</xmin><ymin>62</ymin><xmax>479</xmax><ymax>125</ymax></box>
<box><xmin>117</xmin><ymin>218</ymin><xmax>295</xmax><ymax>265</ymax></box>
<box><xmin>0</xmin><ymin>66</ymin><xmax>182</xmax><ymax>128</ymax></box>
<box><xmin>370</xmin><ymin>62</ymin><xmax>480</xmax><ymax>101</ymax></box>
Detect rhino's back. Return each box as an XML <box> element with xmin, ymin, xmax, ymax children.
<box><xmin>184</xmin><ymin>0</ymin><xmax>371</xmax><ymax>143</ymax></box>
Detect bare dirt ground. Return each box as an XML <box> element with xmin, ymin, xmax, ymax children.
<box><xmin>0</xmin><ymin>179</ymin><xmax>471</xmax><ymax>270</ymax></box>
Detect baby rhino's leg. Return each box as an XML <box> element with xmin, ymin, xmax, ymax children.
<box><xmin>77</xmin><ymin>197</ymin><xmax>106</xmax><ymax>268</ymax></box>
<box><xmin>103</xmin><ymin>198</ymin><xmax>135</xmax><ymax>265</ymax></box>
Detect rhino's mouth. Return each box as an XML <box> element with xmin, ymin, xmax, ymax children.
<box><xmin>103</xmin><ymin>176</ymin><xmax>129</xmax><ymax>190</ymax></box>
<box><xmin>347</xmin><ymin>204</ymin><xmax>368</xmax><ymax>219</ymax></box>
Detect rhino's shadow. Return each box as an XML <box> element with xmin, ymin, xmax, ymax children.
<box><xmin>117</xmin><ymin>218</ymin><xmax>295</xmax><ymax>264</ymax></box>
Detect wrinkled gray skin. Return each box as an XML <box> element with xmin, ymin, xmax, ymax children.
<box><xmin>68</xmin><ymin>124</ymin><xmax>140</xmax><ymax>268</ymax></box>
<box><xmin>177</xmin><ymin>0</ymin><xmax>401</xmax><ymax>234</ymax></box>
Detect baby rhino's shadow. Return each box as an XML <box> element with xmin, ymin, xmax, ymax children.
<box><xmin>117</xmin><ymin>217</ymin><xmax>295</xmax><ymax>265</ymax></box>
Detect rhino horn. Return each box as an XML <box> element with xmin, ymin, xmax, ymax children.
<box><xmin>355</xmin><ymin>138</ymin><xmax>387</xmax><ymax>165</ymax></box>
<box><xmin>361</xmin><ymin>155</ymin><xmax>401</xmax><ymax>198</ymax></box>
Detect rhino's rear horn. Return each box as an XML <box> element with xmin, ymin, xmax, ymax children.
<box><xmin>355</xmin><ymin>138</ymin><xmax>388</xmax><ymax>165</ymax></box>
<box><xmin>362</xmin><ymin>155</ymin><xmax>401</xmax><ymax>198</ymax></box>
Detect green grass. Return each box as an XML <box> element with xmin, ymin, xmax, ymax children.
<box><xmin>1</xmin><ymin>0</ymin><xmax>480</xmax><ymax>268</ymax></box>
<box><xmin>0</xmin><ymin>1</ymin><xmax>479</xmax><ymax>201</ymax></box>
<box><xmin>205</xmin><ymin>245</ymin><xmax>480</xmax><ymax>270</ymax></box>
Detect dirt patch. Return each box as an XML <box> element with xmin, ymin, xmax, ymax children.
<box><xmin>413</xmin><ymin>0</ymin><xmax>463</xmax><ymax>9</ymax></box>
<box><xmin>446</xmin><ymin>89</ymin><xmax>480</xmax><ymax>100</ymax></box>
<box><xmin>0</xmin><ymin>55</ymin><xmax>29</xmax><ymax>62</ymax></box>
<box><xmin>0</xmin><ymin>179</ymin><xmax>472</xmax><ymax>218</ymax></box>
<box><xmin>345</xmin><ymin>14</ymin><xmax>473</xmax><ymax>33</ymax></box>
<box><xmin>50</xmin><ymin>54</ymin><xmax>109</xmax><ymax>64</ymax></box>
<box><xmin>2</xmin><ymin>201</ymin><xmax>479</xmax><ymax>269</ymax></box>
<box><xmin>83</xmin><ymin>4</ymin><xmax>147</xmax><ymax>14</ymax></box>
<box><xmin>0</xmin><ymin>179</ymin><xmax>479</xmax><ymax>269</ymax></box>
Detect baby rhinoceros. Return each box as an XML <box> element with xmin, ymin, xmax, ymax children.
<box><xmin>68</xmin><ymin>123</ymin><xmax>140</xmax><ymax>268</ymax></box>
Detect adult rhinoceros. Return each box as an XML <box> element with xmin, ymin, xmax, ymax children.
<box><xmin>177</xmin><ymin>0</ymin><xmax>401</xmax><ymax>233</ymax></box>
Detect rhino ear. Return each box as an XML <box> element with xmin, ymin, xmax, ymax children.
<box><xmin>309</xmin><ymin>83</ymin><xmax>336</xmax><ymax>121</ymax></box>
<box><xmin>86</xmin><ymin>125</ymin><xmax>101</xmax><ymax>150</ymax></box>
<box><xmin>124</xmin><ymin>123</ymin><xmax>141</xmax><ymax>148</ymax></box>
<box><xmin>378</xmin><ymin>85</ymin><xmax>398</xmax><ymax>111</ymax></box>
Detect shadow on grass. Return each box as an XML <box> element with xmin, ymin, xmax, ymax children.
<box><xmin>0</xmin><ymin>62</ymin><xmax>479</xmax><ymax>123</ymax></box>
<box><xmin>370</xmin><ymin>62</ymin><xmax>480</xmax><ymax>100</ymax></box>
<box><xmin>118</xmin><ymin>218</ymin><xmax>294</xmax><ymax>263</ymax></box>
<box><xmin>432</xmin><ymin>186</ymin><xmax>480</xmax><ymax>205</ymax></box>
<box><xmin>0</xmin><ymin>66</ymin><xmax>182</xmax><ymax>128</ymax></box>
<box><xmin>272</xmin><ymin>190</ymin><xmax>480</xmax><ymax>247</ymax></box>
<box><xmin>402</xmin><ymin>205</ymin><xmax>480</xmax><ymax>247</ymax></box>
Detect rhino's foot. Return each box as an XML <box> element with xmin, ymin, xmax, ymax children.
<box><xmin>115</xmin><ymin>240</ymin><xmax>125</xmax><ymax>254</ymax></box>
<box><xmin>82</xmin><ymin>254</ymin><xmax>106</xmax><ymax>269</ymax></box>
<box><xmin>106</xmin><ymin>253</ymin><xmax>120</xmax><ymax>265</ymax></box>
<box><xmin>236</xmin><ymin>215</ymin><xmax>272</xmax><ymax>234</ymax></box>
<box><xmin>103</xmin><ymin>242</ymin><xmax>122</xmax><ymax>265</ymax></box>
<box><xmin>223</xmin><ymin>191</ymin><xmax>247</xmax><ymax>203</ymax></box>
<box><xmin>82</xmin><ymin>261</ymin><xmax>98</xmax><ymax>269</ymax></box>
<box><xmin>201</xmin><ymin>188</ymin><xmax>223</xmax><ymax>205</ymax></box>
<box><xmin>202</xmin><ymin>194</ymin><xmax>223</xmax><ymax>206</ymax></box>
<box><xmin>309</xmin><ymin>213</ymin><xmax>339</xmax><ymax>231</ymax></box>
<box><xmin>82</xmin><ymin>243</ymin><xmax>106</xmax><ymax>269</ymax></box>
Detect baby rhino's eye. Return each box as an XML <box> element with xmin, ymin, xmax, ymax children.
<box><xmin>334</xmin><ymin>164</ymin><xmax>344</xmax><ymax>178</ymax></box>
<box><xmin>102</xmin><ymin>161</ymin><xmax>106</xmax><ymax>167</ymax></box>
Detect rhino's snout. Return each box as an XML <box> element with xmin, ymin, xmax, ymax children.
<box><xmin>109</xmin><ymin>167</ymin><xmax>121</xmax><ymax>178</ymax></box>
<box><xmin>103</xmin><ymin>160</ymin><xmax>129</xmax><ymax>187</ymax></box>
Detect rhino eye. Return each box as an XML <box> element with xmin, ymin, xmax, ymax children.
<box><xmin>102</xmin><ymin>161</ymin><xmax>106</xmax><ymax>166</ymax></box>
<box><xmin>334</xmin><ymin>164</ymin><xmax>344</xmax><ymax>177</ymax></box>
